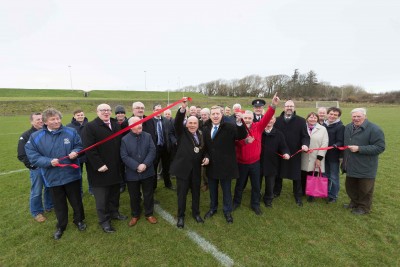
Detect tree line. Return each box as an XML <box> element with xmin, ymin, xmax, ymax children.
<box><xmin>178</xmin><ymin>69</ymin><xmax>399</xmax><ymax>103</ymax></box>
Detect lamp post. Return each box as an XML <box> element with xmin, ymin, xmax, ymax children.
<box><xmin>68</xmin><ymin>66</ymin><xmax>73</xmax><ymax>90</ymax></box>
<box><xmin>144</xmin><ymin>70</ymin><xmax>147</xmax><ymax>90</ymax></box>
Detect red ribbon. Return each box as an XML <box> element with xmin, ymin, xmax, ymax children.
<box><xmin>276</xmin><ymin>146</ymin><xmax>349</xmax><ymax>159</ymax></box>
<box><xmin>55</xmin><ymin>163</ymin><xmax>79</xmax><ymax>169</ymax></box>
<box><xmin>57</xmin><ymin>97</ymin><xmax>191</xmax><ymax>167</ymax></box>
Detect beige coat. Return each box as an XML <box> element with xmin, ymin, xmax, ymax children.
<box><xmin>301</xmin><ymin>123</ymin><xmax>329</xmax><ymax>172</ymax></box>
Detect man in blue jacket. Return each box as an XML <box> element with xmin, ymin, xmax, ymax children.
<box><xmin>342</xmin><ymin>108</ymin><xmax>385</xmax><ymax>215</ymax></box>
<box><xmin>25</xmin><ymin>108</ymin><xmax>86</xmax><ymax>240</ymax></box>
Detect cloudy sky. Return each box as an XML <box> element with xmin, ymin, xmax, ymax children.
<box><xmin>1</xmin><ymin>0</ymin><xmax>399</xmax><ymax>93</ymax></box>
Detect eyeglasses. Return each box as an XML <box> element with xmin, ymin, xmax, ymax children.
<box><xmin>99</xmin><ymin>109</ymin><xmax>112</xmax><ymax>113</ymax></box>
<box><xmin>134</xmin><ymin>107</ymin><xmax>145</xmax><ymax>110</ymax></box>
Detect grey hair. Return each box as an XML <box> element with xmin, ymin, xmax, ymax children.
<box><xmin>42</xmin><ymin>108</ymin><xmax>62</xmax><ymax>122</ymax></box>
<box><xmin>351</xmin><ymin>108</ymin><xmax>367</xmax><ymax>116</ymax></box>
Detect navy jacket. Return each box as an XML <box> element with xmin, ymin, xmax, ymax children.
<box><xmin>25</xmin><ymin>125</ymin><xmax>82</xmax><ymax>187</ymax></box>
<box><xmin>121</xmin><ymin>131</ymin><xmax>156</xmax><ymax>181</ymax></box>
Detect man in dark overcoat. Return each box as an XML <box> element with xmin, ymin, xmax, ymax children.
<box><xmin>273</xmin><ymin>100</ymin><xmax>310</xmax><ymax>206</ymax></box>
<box><xmin>170</xmin><ymin>99</ymin><xmax>209</xmax><ymax>228</ymax></box>
<box><xmin>82</xmin><ymin>103</ymin><xmax>127</xmax><ymax>233</ymax></box>
<box><xmin>203</xmin><ymin>105</ymin><xmax>247</xmax><ymax>223</ymax></box>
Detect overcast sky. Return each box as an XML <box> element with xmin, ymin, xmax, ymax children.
<box><xmin>1</xmin><ymin>0</ymin><xmax>399</xmax><ymax>93</ymax></box>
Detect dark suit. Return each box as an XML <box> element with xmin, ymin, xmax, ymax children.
<box><xmin>143</xmin><ymin>116</ymin><xmax>175</xmax><ymax>189</ymax></box>
<box><xmin>81</xmin><ymin>117</ymin><xmax>123</xmax><ymax>227</ymax></box>
<box><xmin>170</xmin><ymin>110</ymin><xmax>207</xmax><ymax>218</ymax></box>
<box><xmin>203</xmin><ymin>120</ymin><xmax>247</xmax><ymax>214</ymax></box>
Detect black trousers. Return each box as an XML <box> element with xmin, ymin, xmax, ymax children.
<box><xmin>127</xmin><ymin>177</ymin><xmax>154</xmax><ymax>218</ymax></box>
<box><xmin>176</xmin><ymin>170</ymin><xmax>201</xmax><ymax>218</ymax></box>
<box><xmin>345</xmin><ymin>176</ymin><xmax>375</xmax><ymax>212</ymax></box>
<box><xmin>273</xmin><ymin>176</ymin><xmax>302</xmax><ymax>201</ymax></box>
<box><xmin>50</xmin><ymin>179</ymin><xmax>85</xmax><ymax>230</ymax></box>
<box><xmin>91</xmin><ymin>184</ymin><xmax>121</xmax><ymax>227</ymax></box>
<box><xmin>153</xmin><ymin>145</ymin><xmax>172</xmax><ymax>189</ymax></box>
<box><xmin>263</xmin><ymin>175</ymin><xmax>277</xmax><ymax>202</ymax></box>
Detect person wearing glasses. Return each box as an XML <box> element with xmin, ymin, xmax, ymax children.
<box><xmin>82</xmin><ymin>104</ymin><xmax>128</xmax><ymax>234</ymax></box>
<box><xmin>273</xmin><ymin>100</ymin><xmax>310</xmax><ymax>207</ymax></box>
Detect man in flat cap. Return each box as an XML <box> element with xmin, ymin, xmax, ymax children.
<box><xmin>252</xmin><ymin>99</ymin><xmax>266</xmax><ymax>122</ymax></box>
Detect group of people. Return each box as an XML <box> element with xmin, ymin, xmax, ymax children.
<box><xmin>17</xmin><ymin>94</ymin><xmax>385</xmax><ymax>239</ymax></box>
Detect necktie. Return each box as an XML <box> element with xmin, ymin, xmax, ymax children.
<box><xmin>105</xmin><ymin>122</ymin><xmax>112</xmax><ymax>130</ymax></box>
<box><xmin>157</xmin><ymin>119</ymin><xmax>164</xmax><ymax>146</ymax></box>
<box><xmin>211</xmin><ymin>126</ymin><xmax>218</xmax><ymax>139</ymax></box>
<box><xmin>193</xmin><ymin>133</ymin><xmax>199</xmax><ymax>145</ymax></box>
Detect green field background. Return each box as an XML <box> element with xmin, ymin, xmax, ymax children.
<box><xmin>0</xmin><ymin>89</ymin><xmax>399</xmax><ymax>266</ymax></box>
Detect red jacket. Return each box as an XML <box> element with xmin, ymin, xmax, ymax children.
<box><xmin>235</xmin><ymin>106</ymin><xmax>275</xmax><ymax>164</ymax></box>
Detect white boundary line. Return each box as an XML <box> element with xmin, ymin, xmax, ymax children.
<box><xmin>0</xmin><ymin>169</ymin><xmax>28</xmax><ymax>176</ymax></box>
<box><xmin>154</xmin><ymin>205</ymin><xmax>235</xmax><ymax>267</ymax></box>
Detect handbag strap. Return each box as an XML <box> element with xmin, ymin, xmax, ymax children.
<box><xmin>312</xmin><ymin>166</ymin><xmax>322</xmax><ymax>178</ymax></box>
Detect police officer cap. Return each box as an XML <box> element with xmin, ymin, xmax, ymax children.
<box><xmin>251</xmin><ymin>99</ymin><xmax>266</xmax><ymax>107</ymax></box>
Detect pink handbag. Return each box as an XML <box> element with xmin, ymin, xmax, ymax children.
<box><xmin>305</xmin><ymin>167</ymin><xmax>328</xmax><ymax>198</ymax></box>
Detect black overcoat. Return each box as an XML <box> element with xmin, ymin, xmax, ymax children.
<box><xmin>260</xmin><ymin>127</ymin><xmax>290</xmax><ymax>177</ymax></box>
<box><xmin>203</xmin><ymin>120</ymin><xmax>247</xmax><ymax>180</ymax></box>
<box><xmin>81</xmin><ymin>117</ymin><xmax>122</xmax><ymax>186</ymax></box>
<box><xmin>274</xmin><ymin>111</ymin><xmax>310</xmax><ymax>180</ymax></box>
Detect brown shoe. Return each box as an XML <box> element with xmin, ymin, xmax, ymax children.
<box><xmin>128</xmin><ymin>217</ymin><xmax>139</xmax><ymax>227</ymax></box>
<box><xmin>146</xmin><ymin>216</ymin><xmax>158</xmax><ymax>224</ymax></box>
<box><xmin>34</xmin><ymin>213</ymin><xmax>47</xmax><ymax>223</ymax></box>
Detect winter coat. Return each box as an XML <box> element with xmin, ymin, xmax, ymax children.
<box><xmin>120</xmin><ymin>131</ymin><xmax>156</xmax><ymax>181</ymax></box>
<box><xmin>260</xmin><ymin>127</ymin><xmax>290</xmax><ymax>177</ymax></box>
<box><xmin>274</xmin><ymin>111</ymin><xmax>310</xmax><ymax>180</ymax></box>
<box><xmin>301</xmin><ymin>123</ymin><xmax>329</xmax><ymax>172</ymax></box>
<box><xmin>204</xmin><ymin>120</ymin><xmax>247</xmax><ymax>180</ymax></box>
<box><xmin>342</xmin><ymin>119</ymin><xmax>385</xmax><ymax>178</ymax></box>
<box><xmin>25</xmin><ymin>125</ymin><xmax>82</xmax><ymax>187</ymax></box>
<box><xmin>81</xmin><ymin>117</ymin><xmax>122</xmax><ymax>186</ymax></box>
<box><xmin>323</xmin><ymin>120</ymin><xmax>344</xmax><ymax>162</ymax></box>
<box><xmin>66</xmin><ymin>117</ymin><xmax>89</xmax><ymax>163</ymax></box>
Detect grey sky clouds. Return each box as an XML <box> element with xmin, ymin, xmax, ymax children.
<box><xmin>1</xmin><ymin>0</ymin><xmax>399</xmax><ymax>93</ymax></box>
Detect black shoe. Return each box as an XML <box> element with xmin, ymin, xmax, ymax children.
<box><xmin>232</xmin><ymin>202</ymin><xmax>240</xmax><ymax>211</ymax></box>
<box><xmin>193</xmin><ymin>215</ymin><xmax>204</xmax><ymax>223</ymax></box>
<box><xmin>307</xmin><ymin>196</ymin><xmax>315</xmax><ymax>203</ymax></box>
<box><xmin>327</xmin><ymin>198</ymin><xmax>337</xmax><ymax>204</ymax></box>
<box><xmin>112</xmin><ymin>214</ymin><xmax>128</xmax><ymax>220</ymax></box>
<box><xmin>263</xmin><ymin>199</ymin><xmax>273</xmax><ymax>208</ymax></box>
<box><xmin>102</xmin><ymin>226</ymin><xmax>116</xmax><ymax>233</ymax></box>
<box><xmin>177</xmin><ymin>217</ymin><xmax>184</xmax><ymax>229</ymax></box>
<box><xmin>165</xmin><ymin>185</ymin><xmax>176</xmax><ymax>191</ymax></box>
<box><xmin>76</xmin><ymin>221</ymin><xmax>87</xmax><ymax>231</ymax></box>
<box><xmin>343</xmin><ymin>203</ymin><xmax>355</xmax><ymax>209</ymax></box>
<box><xmin>120</xmin><ymin>186</ymin><xmax>126</xmax><ymax>193</ymax></box>
<box><xmin>53</xmin><ymin>228</ymin><xmax>64</xmax><ymax>240</ymax></box>
<box><xmin>252</xmin><ymin>207</ymin><xmax>262</xmax><ymax>215</ymax></box>
<box><xmin>204</xmin><ymin>210</ymin><xmax>217</xmax><ymax>219</ymax></box>
<box><xmin>224</xmin><ymin>213</ymin><xmax>233</xmax><ymax>224</ymax></box>
<box><xmin>296</xmin><ymin>200</ymin><xmax>303</xmax><ymax>207</ymax></box>
<box><xmin>352</xmin><ymin>208</ymin><xmax>367</xmax><ymax>215</ymax></box>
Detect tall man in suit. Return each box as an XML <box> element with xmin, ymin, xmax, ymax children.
<box><xmin>82</xmin><ymin>104</ymin><xmax>128</xmax><ymax>234</ymax></box>
<box><xmin>203</xmin><ymin>105</ymin><xmax>247</xmax><ymax>223</ymax></box>
<box><xmin>170</xmin><ymin>99</ymin><xmax>209</xmax><ymax>228</ymax></box>
<box><xmin>143</xmin><ymin>104</ymin><xmax>176</xmax><ymax>191</ymax></box>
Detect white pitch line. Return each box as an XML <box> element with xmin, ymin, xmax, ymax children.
<box><xmin>0</xmin><ymin>169</ymin><xmax>28</xmax><ymax>176</ymax></box>
<box><xmin>154</xmin><ymin>205</ymin><xmax>235</xmax><ymax>267</ymax></box>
